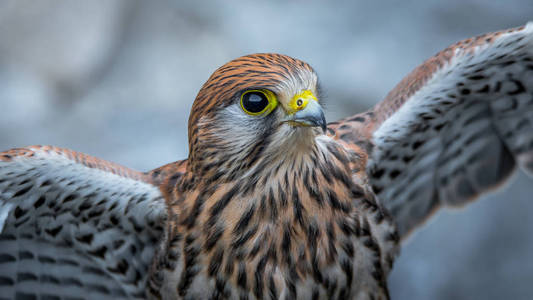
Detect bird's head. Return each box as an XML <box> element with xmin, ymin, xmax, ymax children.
<box><xmin>187</xmin><ymin>53</ymin><xmax>326</xmax><ymax>179</ymax></box>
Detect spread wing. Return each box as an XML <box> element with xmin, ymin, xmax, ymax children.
<box><xmin>0</xmin><ymin>146</ymin><xmax>167</xmax><ymax>299</ymax></box>
<box><xmin>328</xmin><ymin>22</ymin><xmax>533</xmax><ymax>238</ymax></box>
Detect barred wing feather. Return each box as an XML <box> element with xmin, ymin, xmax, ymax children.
<box><xmin>0</xmin><ymin>146</ymin><xmax>167</xmax><ymax>299</ymax></box>
<box><xmin>329</xmin><ymin>22</ymin><xmax>533</xmax><ymax>238</ymax></box>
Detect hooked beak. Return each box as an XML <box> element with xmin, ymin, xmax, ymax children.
<box><xmin>290</xmin><ymin>99</ymin><xmax>327</xmax><ymax>133</ymax></box>
<box><xmin>283</xmin><ymin>90</ymin><xmax>327</xmax><ymax>133</ymax></box>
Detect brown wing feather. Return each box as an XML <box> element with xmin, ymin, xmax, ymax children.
<box><xmin>146</xmin><ymin>159</ymin><xmax>188</xmax><ymax>198</ymax></box>
<box><xmin>373</xmin><ymin>25</ymin><xmax>528</xmax><ymax>124</ymax></box>
<box><xmin>1</xmin><ymin>145</ymin><xmax>150</xmax><ymax>182</ymax></box>
<box><xmin>328</xmin><ymin>23</ymin><xmax>533</xmax><ymax>238</ymax></box>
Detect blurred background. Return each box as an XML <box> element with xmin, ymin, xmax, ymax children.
<box><xmin>1</xmin><ymin>0</ymin><xmax>532</xmax><ymax>299</ymax></box>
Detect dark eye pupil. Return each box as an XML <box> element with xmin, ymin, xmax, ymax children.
<box><xmin>242</xmin><ymin>92</ymin><xmax>269</xmax><ymax>113</ymax></box>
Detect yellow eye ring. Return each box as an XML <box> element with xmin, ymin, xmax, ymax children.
<box><xmin>240</xmin><ymin>89</ymin><xmax>278</xmax><ymax>116</ymax></box>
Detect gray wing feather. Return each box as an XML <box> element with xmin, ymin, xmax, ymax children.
<box><xmin>0</xmin><ymin>146</ymin><xmax>167</xmax><ymax>299</ymax></box>
<box><xmin>366</xmin><ymin>23</ymin><xmax>533</xmax><ymax>238</ymax></box>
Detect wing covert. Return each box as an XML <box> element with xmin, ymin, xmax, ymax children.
<box><xmin>0</xmin><ymin>146</ymin><xmax>167</xmax><ymax>299</ymax></box>
<box><xmin>329</xmin><ymin>22</ymin><xmax>533</xmax><ymax>238</ymax></box>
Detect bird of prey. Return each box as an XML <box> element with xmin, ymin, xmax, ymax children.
<box><xmin>1</xmin><ymin>23</ymin><xmax>532</xmax><ymax>300</ymax></box>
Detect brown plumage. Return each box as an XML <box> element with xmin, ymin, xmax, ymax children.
<box><xmin>0</xmin><ymin>23</ymin><xmax>532</xmax><ymax>299</ymax></box>
<box><xmin>147</xmin><ymin>53</ymin><xmax>397</xmax><ymax>299</ymax></box>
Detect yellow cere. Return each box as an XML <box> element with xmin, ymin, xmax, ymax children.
<box><xmin>288</xmin><ymin>90</ymin><xmax>317</xmax><ymax>114</ymax></box>
<box><xmin>240</xmin><ymin>89</ymin><xmax>278</xmax><ymax>116</ymax></box>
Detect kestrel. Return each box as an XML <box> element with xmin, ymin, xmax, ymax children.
<box><xmin>1</xmin><ymin>23</ymin><xmax>532</xmax><ymax>299</ymax></box>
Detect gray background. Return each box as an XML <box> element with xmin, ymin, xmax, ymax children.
<box><xmin>1</xmin><ymin>1</ymin><xmax>532</xmax><ymax>299</ymax></box>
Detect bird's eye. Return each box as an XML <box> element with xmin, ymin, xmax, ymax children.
<box><xmin>240</xmin><ymin>89</ymin><xmax>277</xmax><ymax>116</ymax></box>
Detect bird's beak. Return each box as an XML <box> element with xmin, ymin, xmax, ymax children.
<box><xmin>284</xmin><ymin>90</ymin><xmax>327</xmax><ymax>133</ymax></box>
